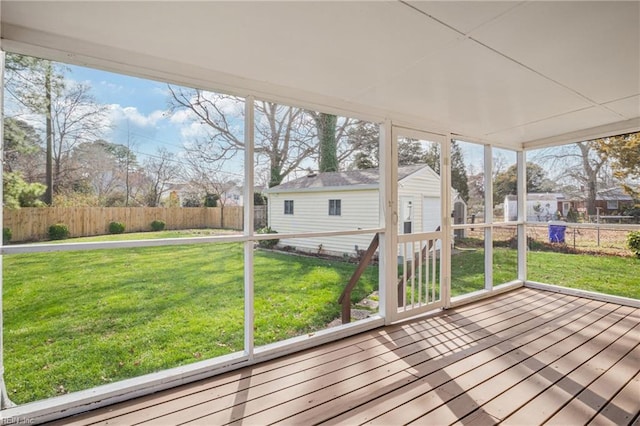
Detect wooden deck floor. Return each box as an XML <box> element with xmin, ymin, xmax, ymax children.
<box><xmin>50</xmin><ymin>287</ymin><xmax>640</xmax><ymax>425</ymax></box>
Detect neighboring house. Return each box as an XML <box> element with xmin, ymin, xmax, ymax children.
<box><xmin>266</xmin><ymin>164</ymin><xmax>448</xmax><ymax>256</ymax></box>
<box><xmin>219</xmin><ymin>184</ymin><xmax>244</xmax><ymax>206</ymax></box>
<box><xmin>504</xmin><ymin>193</ymin><xmax>565</xmax><ymax>222</ymax></box>
<box><xmin>505</xmin><ymin>187</ymin><xmax>634</xmax><ymax>222</ymax></box>
<box><xmin>594</xmin><ymin>187</ymin><xmax>634</xmax><ymax>214</ymax></box>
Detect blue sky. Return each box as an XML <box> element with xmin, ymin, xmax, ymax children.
<box><xmin>68</xmin><ymin>64</ymin><xmax>187</xmax><ymax>160</ymax></box>
<box><xmin>64</xmin><ymin>63</ymin><xmax>503</xmax><ymax>182</ymax></box>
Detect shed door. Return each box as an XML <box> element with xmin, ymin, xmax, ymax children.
<box><xmin>422</xmin><ymin>196</ymin><xmax>441</xmax><ymax>233</ymax></box>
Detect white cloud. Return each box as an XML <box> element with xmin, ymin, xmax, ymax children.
<box><xmin>168</xmin><ymin>109</ymin><xmax>192</xmax><ymax>124</ymax></box>
<box><xmin>180</xmin><ymin>121</ymin><xmax>211</xmax><ymax>140</ymax></box>
<box><xmin>107</xmin><ymin>104</ymin><xmax>168</xmax><ymax>128</ymax></box>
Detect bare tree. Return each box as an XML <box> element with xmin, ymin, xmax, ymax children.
<box><xmin>532</xmin><ymin>141</ymin><xmax>608</xmax><ymax>216</ymax></box>
<box><xmin>143</xmin><ymin>148</ymin><xmax>181</xmax><ymax>207</ymax></box>
<box><xmin>168</xmin><ymin>87</ymin><xmax>319</xmax><ymax>187</ymax></box>
<box><xmin>50</xmin><ymin>82</ymin><xmax>110</xmax><ymax>194</ymax></box>
<box><xmin>70</xmin><ymin>141</ymin><xmax>121</xmax><ymax>201</ymax></box>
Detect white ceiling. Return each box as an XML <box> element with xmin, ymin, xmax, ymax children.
<box><xmin>1</xmin><ymin>1</ymin><xmax>639</xmax><ymax>150</ymax></box>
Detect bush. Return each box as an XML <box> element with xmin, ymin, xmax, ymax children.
<box><xmin>256</xmin><ymin>226</ymin><xmax>279</xmax><ymax>249</ymax></box>
<box><xmin>254</xmin><ymin>192</ymin><xmax>267</xmax><ymax>206</ymax></box>
<box><xmin>49</xmin><ymin>223</ymin><xmax>70</xmax><ymax>240</ymax></box>
<box><xmin>628</xmin><ymin>231</ymin><xmax>640</xmax><ymax>258</ymax></box>
<box><xmin>108</xmin><ymin>221</ymin><xmax>126</xmax><ymax>234</ymax></box>
<box><xmin>151</xmin><ymin>220</ymin><xmax>166</xmax><ymax>232</ymax></box>
<box><xmin>3</xmin><ymin>228</ymin><xmax>11</xmax><ymax>245</ymax></box>
<box><xmin>204</xmin><ymin>193</ymin><xmax>219</xmax><ymax>207</ymax></box>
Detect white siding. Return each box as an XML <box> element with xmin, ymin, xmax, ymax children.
<box><xmin>268</xmin><ymin>189</ymin><xmax>379</xmax><ymax>255</ymax></box>
<box><xmin>267</xmin><ymin>166</ymin><xmax>442</xmax><ymax>255</ymax></box>
<box><xmin>398</xmin><ymin>167</ymin><xmax>440</xmax><ymax>234</ymax></box>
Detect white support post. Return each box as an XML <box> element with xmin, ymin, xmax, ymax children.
<box><xmin>441</xmin><ymin>135</ymin><xmax>453</xmax><ymax>308</ymax></box>
<box><xmin>484</xmin><ymin>145</ymin><xmax>493</xmax><ymax>290</ymax></box>
<box><xmin>243</xmin><ymin>96</ymin><xmax>255</xmax><ymax>359</ymax></box>
<box><xmin>0</xmin><ymin>50</ymin><xmax>15</xmax><ymax>410</ymax></box>
<box><xmin>379</xmin><ymin>119</ymin><xmax>398</xmax><ymax>324</ymax></box>
<box><xmin>517</xmin><ymin>150</ymin><xmax>527</xmax><ymax>282</ymax></box>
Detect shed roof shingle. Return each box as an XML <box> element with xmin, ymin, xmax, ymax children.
<box><xmin>268</xmin><ymin>164</ymin><xmax>429</xmax><ymax>192</ymax></box>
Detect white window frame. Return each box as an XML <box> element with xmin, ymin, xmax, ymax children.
<box><xmin>284</xmin><ymin>199</ymin><xmax>294</xmax><ymax>215</ymax></box>
<box><xmin>328</xmin><ymin>199</ymin><xmax>341</xmax><ymax>216</ymax></box>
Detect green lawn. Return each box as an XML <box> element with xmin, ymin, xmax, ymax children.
<box><xmin>450</xmin><ymin>248</ymin><xmax>639</xmax><ymax>299</ymax></box>
<box><xmin>3</xmin><ymin>234</ymin><xmax>638</xmax><ymax>405</ymax></box>
<box><xmin>527</xmin><ymin>250</ymin><xmax>640</xmax><ymax>298</ymax></box>
<box><xmin>3</xmin><ymin>235</ymin><xmax>377</xmax><ymax>404</ymax></box>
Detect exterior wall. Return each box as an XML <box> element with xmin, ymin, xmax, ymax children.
<box><xmin>506</xmin><ymin>196</ymin><xmax>560</xmax><ymax>222</ymax></box>
<box><xmin>267</xmin><ymin>167</ymin><xmax>442</xmax><ymax>255</ymax></box>
<box><xmin>397</xmin><ymin>167</ymin><xmax>441</xmax><ymax>234</ymax></box>
<box><xmin>268</xmin><ymin>189</ymin><xmax>379</xmax><ymax>256</ymax></box>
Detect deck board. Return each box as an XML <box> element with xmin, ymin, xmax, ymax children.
<box><xmin>45</xmin><ymin>288</ymin><xmax>640</xmax><ymax>426</ymax></box>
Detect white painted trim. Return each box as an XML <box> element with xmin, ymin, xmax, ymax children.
<box><xmin>523</xmin><ymin>117</ymin><xmax>640</xmax><ymax>150</ymax></box>
<box><xmin>1</xmin><ymin>228</ymin><xmax>385</xmax><ymax>255</ymax></box>
<box><xmin>0</xmin><ymin>49</ymin><xmax>13</xmax><ymax>410</ymax></box>
<box><xmin>394</xmin><ymin>301</ymin><xmax>445</xmax><ymax>322</ymax></box>
<box><xmin>2</xmin><ymin>351</ymin><xmax>249</xmax><ymax>424</ymax></box>
<box><xmin>517</xmin><ymin>150</ymin><xmax>527</xmax><ymax>282</ymax></box>
<box><xmin>383</xmin><ymin>123</ymin><xmax>399</xmax><ymax>323</ymax></box>
<box><xmin>449</xmin><ymin>280</ymin><xmax>524</xmax><ymax>308</ymax></box>
<box><xmin>397</xmin><ymin>231</ymin><xmax>442</xmax><ymax>244</ymax></box>
<box><xmin>244</xmin><ymin>96</ymin><xmax>255</xmax><ymax>359</ymax></box>
<box><xmin>524</xmin><ymin>281</ymin><xmax>640</xmax><ymax>308</ymax></box>
<box><xmin>441</xmin><ymin>135</ymin><xmax>453</xmax><ymax>308</ymax></box>
<box><xmin>252</xmin><ymin>316</ymin><xmax>384</xmax><ymax>361</ymax></box>
<box><xmin>484</xmin><ymin>145</ymin><xmax>493</xmax><ymax>290</ymax></box>
<box><xmin>0</xmin><ymin>28</ymin><xmax>469</xmax><ymax>141</ymax></box>
<box><xmin>452</xmin><ymin>133</ymin><xmax>524</xmax><ymax>151</ymax></box>
<box><xmin>391</xmin><ymin>126</ymin><xmax>447</xmax><ymax>141</ymax></box>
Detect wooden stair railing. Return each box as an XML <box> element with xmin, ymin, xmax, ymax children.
<box><xmin>338</xmin><ymin>233</ymin><xmax>379</xmax><ymax>324</ymax></box>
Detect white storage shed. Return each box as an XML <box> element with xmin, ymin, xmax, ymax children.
<box><xmin>266</xmin><ymin>164</ymin><xmax>444</xmax><ymax>256</ymax></box>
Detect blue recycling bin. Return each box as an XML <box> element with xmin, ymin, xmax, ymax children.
<box><xmin>548</xmin><ymin>221</ymin><xmax>567</xmax><ymax>243</ymax></box>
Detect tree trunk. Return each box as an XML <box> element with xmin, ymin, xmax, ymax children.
<box><xmin>317</xmin><ymin>113</ymin><xmax>338</xmax><ymax>172</ymax></box>
<box><xmin>44</xmin><ymin>64</ymin><xmax>53</xmax><ymax>205</ymax></box>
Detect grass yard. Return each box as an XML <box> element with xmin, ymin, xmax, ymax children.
<box><xmin>3</xmin><ymin>234</ymin><xmax>377</xmax><ymax>404</ymax></box>
<box><xmin>3</xmin><ymin>231</ymin><xmax>638</xmax><ymax>405</ymax></box>
<box><xmin>450</xmin><ymin>248</ymin><xmax>519</xmax><ymax>296</ymax></box>
<box><xmin>527</xmin><ymin>250</ymin><xmax>640</xmax><ymax>298</ymax></box>
<box><xmin>451</xmin><ymin>248</ymin><xmax>639</xmax><ymax>299</ymax></box>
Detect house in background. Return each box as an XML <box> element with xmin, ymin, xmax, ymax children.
<box><xmin>505</xmin><ymin>187</ymin><xmax>635</xmax><ymax>222</ymax></box>
<box><xmin>594</xmin><ymin>187</ymin><xmax>634</xmax><ymax>215</ymax></box>
<box><xmin>266</xmin><ymin>164</ymin><xmax>449</xmax><ymax>256</ymax></box>
<box><xmin>504</xmin><ymin>193</ymin><xmax>564</xmax><ymax>222</ymax></box>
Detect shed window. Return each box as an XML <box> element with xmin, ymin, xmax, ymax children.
<box><xmin>606</xmin><ymin>200</ymin><xmax>618</xmax><ymax>210</ymax></box>
<box><xmin>284</xmin><ymin>200</ymin><xmax>294</xmax><ymax>215</ymax></box>
<box><xmin>329</xmin><ymin>199</ymin><xmax>341</xmax><ymax>216</ymax></box>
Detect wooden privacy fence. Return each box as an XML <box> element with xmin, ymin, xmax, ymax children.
<box><xmin>2</xmin><ymin>206</ymin><xmax>266</xmax><ymax>242</ymax></box>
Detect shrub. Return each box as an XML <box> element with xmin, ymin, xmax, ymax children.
<box><xmin>108</xmin><ymin>221</ymin><xmax>126</xmax><ymax>234</ymax></box>
<box><xmin>49</xmin><ymin>223</ymin><xmax>70</xmax><ymax>240</ymax></box>
<box><xmin>3</xmin><ymin>228</ymin><xmax>11</xmax><ymax>245</ymax></box>
<box><xmin>627</xmin><ymin>231</ymin><xmax>640</xmax><ymax>258</ymax></box>
<box><xmin>256</xmin><ymin>226</ymin><xmax>279</xmax><ymax>249</ymax></box>
<box><xmin>254</xmin><ymin>192</ymin><xmax>267</xmax><ymax>206</ymax></box>
<box><xmin>204</xmin><ymin>193</ymin><xmax>219</xmax><ymax>207</ymax></box>
<box><xmin>151</xmin><ymin>220</ymin><xmax>166</xmax><ymax>232</ymax></box>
